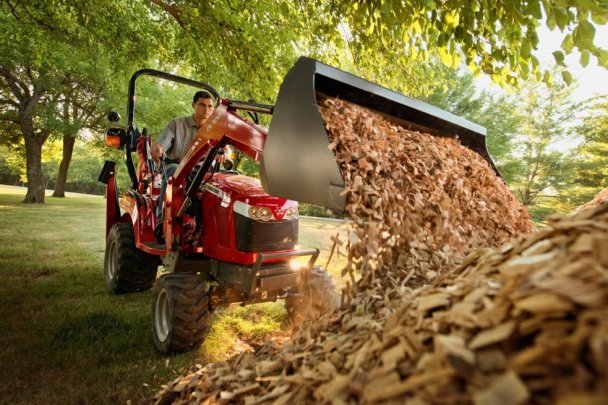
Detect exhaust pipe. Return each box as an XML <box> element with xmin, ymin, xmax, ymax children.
<box><xmin>260</xmin><ymin>57</ymin><xmax>499</xmax><ymax>213</ymax></box>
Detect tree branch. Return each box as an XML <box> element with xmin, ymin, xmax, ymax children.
<box><xmin>0</xmin><ymin>98</ymin><xmax>19</xmax><ymax>108</ymax></box>
<box><xmin>148</xmin><ymin>0</ymin><xmax>184</xmax><ymax>27</ymax></box>
<box><xmin>2</xmin><ymin>0</ymin><xmax>22</xmax><ymax>20</ymax></box>
<box><xmin>6</xmin><ymin>0</ymin><xmax>59</xmax><ymax>32</ymax></box>
<box><xmin>21</xmin><ymin>81</ymin><xmax>45</xmax><ymax>119</ymax></box>
<box><xmin>0</xmin><ymin>65</ymin><xmax>27</xmax><ymax>102</ymax></box>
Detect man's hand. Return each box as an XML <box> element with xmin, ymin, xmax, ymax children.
<box><xmin>151</xmin><ymin>143</ymin><xmax>165</xmax><ymax>162</ymax></box>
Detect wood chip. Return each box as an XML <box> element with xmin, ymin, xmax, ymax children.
<box><xmin>418</xmin><ymin>293</ymin><xmax>450</xmax><ymax>312</ymax></box>
<box><xmin>313</xmin><ymin>374</ymin><xmax>350</xmax><ymax>402</ymax></box>
<box><xmin>515</xmin><ymin>292</ymin><xmax>575</xmax><ymax>314</ymax></box>
<box><xmin>364</xmin><ymin>368</ymin><xmax>455</xmax><ymax>403</ymax></box>
<box><xmin>473</xmin><ymin>371</ymin><xmax>529</xmax><ymax>405</ymax></box>
<box><xmin>469</xmin><ymin>321</ymin><xmax>516</xmax><ymax>349</ymax></box>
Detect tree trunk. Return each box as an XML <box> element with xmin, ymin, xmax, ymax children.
<box><xmin>22</xmin><ymin>135</ymin><xmax>46</xmax><ymax>203</ymax></box>
<box><xmin>52</xmin><ymin>134</ymin><xmax>76</xmax><ymax>197</ymax></box>
<box><xmin>2</xmin><ymin>66</ymin><xmax>49</xmax><ymax>203</ymax></box>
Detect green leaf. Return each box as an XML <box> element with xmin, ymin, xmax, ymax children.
<box><xmin>454</xmin><ymin>26</ymin><xmax>464</xmax><ymax>40</ymax></box>
<box><xmin>437</xmin><ymin>32</ymin><xmax>448</xmax><ymax>47</ymax></box>
<box><xmin>552</xmin><ymin>50</ymin><xmax>566</xmax><ymax>66</ymax></box>
<box><xmin>561</xmin><ymin>33</ymin><xmax>574</xmax><ymax>54</ymax></box>
<box><xmin>578</xmin><ymin>20</ymin><xmax>596</xmax><ymax>48</ymax></box>
<box><xmin>530</xmin><ymin>30</ymin><xmax>539</xmax><ymax>48</ymax></box>
<box><xmin>591</xmin><ymin>13</ymin><xmax>607</xmax><ymax>25</ymax></box>
<box><xmin>423</xmin><ymin>0</ymin><xmax>437</xmax><ymax>9</ymax></box>
<box><xmin>573</xmin><ymin>26</ymin><xmax>584</xmax><ymax>48</ymax></box>
<box><xmin>561</xmin><ymin>70</ymin><xmax>573</xmax><ymax>86</ymax></box>
<box><xmin>531</xmin><ymin>55</ymin><xmax>540</xmax><ymax>69</ymax></box>
<box><xmin>468</xmin><ymin>60</ymin><xmax>481</xmax><ymax>75</ymax></box>
<box><xmin>554</xmin><ymin>9</ymin><xmax>570</xmax><ymax>30</ymax></box>
<box><xmin>576</xmin><ymin>9</ymin><xmax>589</xmax><ymax>22</ymax></box>
<box><xmin>381</xmin><ymin>33</ymin><xmax>390</xmax><ymax>48</ymax></box>
<box><xmin>527</xmin><ymin>1</ymin><xmax>542</xmax><ymax>19</ymax></box>
<box><xmin>452</xmin><ymin>52</ymin><xmax>462</xmax><ymax>66</ymax></box>
<box><xmin>521</xmin><ymin>40</ymin><xmax>531</xmax><ymax>58</ymax></box>
<box><xmin>545</xmin><ymin>5</ymin><xmax>556</xmax><ymax>30</ymax></box>
<box><xmin>438</xmin><ymin>46</ymin><xmax>453</xmax><ymax>67</ymax></box>
<box><xmin>576</xmin><ymin>0</ymin><xmax>601</xmax><ymax>13</ymax></box>
<box><xmin>280</xmin><ymin>2</ymin><xmax>289</xmax><ymax>16</ymax></box>
<box><xmin>580</xmin><ymin>49</ymin><xmax>590</xmax><ymax>67</ymax></box>
<box><xmin>519</xmin><ymin>59</ymin><xmax>530</xmax><ymax>79</ymax></box>
<box><xmin>365</xmin><ymin>20</ymin><xmax>375</xmax><ymax>35</ymax></box>
<box><xmin>542</xmin><ymin>70</ymin><xmax>553</xmax><ymax>86</ymax></box>
<box><xmin>411</xmin><ymin>19</ymin><xmax>422</xmax><ymax>34</ymax></box>
<box><xmin>445</xmin><ymin>11</ymin><xmax>460</xmax><ymax>28</ymax></box>
<box><xmin>599</xmin><ymin>50</ymin><xmax>608</xmax><ymax>68</ymax></box>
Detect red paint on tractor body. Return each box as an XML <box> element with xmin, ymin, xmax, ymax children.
<box><xmin>112</xmin><ymin>103</ymin><xmax>300</xmax><ymax>264</ymax></box>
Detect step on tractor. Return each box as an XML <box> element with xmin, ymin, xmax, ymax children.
<box><xmin>99</xmin><ymin>57</ymin><xmax>497</xmax><ymax>354</ymax></box>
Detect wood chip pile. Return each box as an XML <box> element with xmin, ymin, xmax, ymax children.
<box><xmin>319</xmin><ymin>97</ymin><xmax>532</xmax><ymax>289</ymax></box>
<box><xmin>151</xmin><ymin>200</ymin><xmax>608</xmax><ymax>405</ymax></box>
<box><xmin>150</xmin><ymin>100</ymin><xmax>608</xmax><ymax>404</ymax></box>
<box><xmin>572</xmin><ymin>187</ymin><xmax>608</xmax><ymax>215</ymax></box>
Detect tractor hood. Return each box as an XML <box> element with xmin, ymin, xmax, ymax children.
<box><xmin>216</xmin><ymin>174</ymin><xmax>269</xmax><ymax>198</ymax></box>
<box><xmin>209</xmin><ymin>174</ymin><xmax>297</xmax><ymax>208</ymax></box>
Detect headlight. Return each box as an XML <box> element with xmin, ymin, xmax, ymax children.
<box><xmin>289</xmin><ymin>261</ymin><xmax>305</xmax><ymax>271</ymax></box>
<box><xmin>284</xmin><ymin>206</ymin><xmax>299</xmax><ymax>220</ymax></box>
<box><xmin>234</xmin><ymin>201</ymin><xmax>298</xmax><ymax>221</ymax></box>
<box><xmin>249</xmin><ymin>206</ymin><xmax>273</xmax><ymax>221</ymax></box>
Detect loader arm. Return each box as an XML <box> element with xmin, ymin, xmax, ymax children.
<box><xmin>162</xmin><ymin>101</ymin><xmax>272</xmax><ymax>249</ymax></box>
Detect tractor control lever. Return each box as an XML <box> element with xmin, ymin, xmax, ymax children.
<box><xmin>177</xmin><ymin>142</ymin><xmax>223</xmax><ymax>217</ymax></box>
<box><xmin>143</xmin><ymin>129</ymin><xmax>157</xmax><ymax>174</ymax></box>
<box><xmin>160</xmin><ymin>157</ymin><xmax>168</xmax><ymax>180</ymax></box>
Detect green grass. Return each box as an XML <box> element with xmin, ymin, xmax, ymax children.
<box><xmin>0</xmin><ymin>185</ymin><xmax>349</xmax><ymax>403</ymax></box>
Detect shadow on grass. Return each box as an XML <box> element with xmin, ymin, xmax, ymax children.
<box><xmin>0</xmin><ymin>186</ymin><xmax>348</xmax><ymax>403</ymax></box>
<box><xmin>52</xmin><ymin>311</ymin><xmax>136</xmax><ymax>349</ymax></box>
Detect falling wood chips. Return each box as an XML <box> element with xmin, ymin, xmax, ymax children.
<box><xmin>320</xmin><ymin>96</ymin><xmax>533</xmax><ymax>290</ymax></box>
<box><xmin>149</xmin><ymin>100</ymin><xmax>608</xmax><ymax>404</ymax></box>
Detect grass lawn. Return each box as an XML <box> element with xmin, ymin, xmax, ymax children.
<box><xmin>0</xmin><ymin>185</ymin><xmax>349</xmax><ymax>404</ymax></box>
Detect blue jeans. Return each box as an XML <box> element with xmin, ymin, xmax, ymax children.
<box><xmin>156</xmin><ymin>162</ymin><xmax>179</xmax><ymax>222</ymax></box>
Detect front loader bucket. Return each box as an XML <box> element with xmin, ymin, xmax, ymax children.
<box><xmin>260</xmin><ymin>57</ymin><xmax>499</xmax><ymax>213</ymax></box>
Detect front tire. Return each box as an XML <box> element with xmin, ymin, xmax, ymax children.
<box><xmin>285</xmin><ymin>265</ymin><xmax>340</xmax><ymax>324</ymax></box>
<box><xmin>152</xmin><ymin>273</ymin><xmax>211</xmax><ymax>354</ymax></box>
<box><xmin>104</xmin><ymin>222</ymin><xmax>159</xmax><ymax>294</ymax></box>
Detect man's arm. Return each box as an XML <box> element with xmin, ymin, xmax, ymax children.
<box><xmin>152</xmin><ymin>119</ymin><xmax>177</xmax><ymax>162</ymax></box>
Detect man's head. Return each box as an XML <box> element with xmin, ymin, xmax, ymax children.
<box><xmin>192</xmin><ymin>91</ymin><xmax>215</xmax><ymax>125</ymax></box>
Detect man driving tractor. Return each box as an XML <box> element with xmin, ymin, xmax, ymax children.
<box><xmin>151</xmin><ymin>90</ymin><xmax>216</xmax><ymax>224</ymax></box>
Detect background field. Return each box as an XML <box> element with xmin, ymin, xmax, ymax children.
<box><xmin>0</xmin><ymin>185</ymin><xmax>349</xmax><ymax>404</ymax></box>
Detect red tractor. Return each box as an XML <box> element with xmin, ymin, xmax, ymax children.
<box><xmin>100</xmin><ymin>69</ymin><xmax>339</xmax><ymax>353</ymax></box>
<box><xmin>100</xmin><ymin>58</ymin><xmax>497</xmax><ymax>354</ymax></box>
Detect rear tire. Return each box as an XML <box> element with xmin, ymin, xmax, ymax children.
<box><xmin>104</xmin><ymin>222</ymin><xmax>159</xmax><ymax>294</ymax></box>
<box><xmin>151</xmin><ymin>273</ymin><xmax>211</xmax><ymax>354</ymax></box>
<box><xmin>285</xmin><ymin>266</ymin><xmax>340</xmax><ymax>324</ymax></box>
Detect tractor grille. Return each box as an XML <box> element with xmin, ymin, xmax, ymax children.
<box><xmin>234</xmin><ymin>213</ymin><xmax>297</xmax><ymax>252</ymax></box>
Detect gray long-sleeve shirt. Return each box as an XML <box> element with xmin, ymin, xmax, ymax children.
<box><xmin>157</xmin><ymin>115</ymin><xmax>199</xmax><ymax>162</ymax></box>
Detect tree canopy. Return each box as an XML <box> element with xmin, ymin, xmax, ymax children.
<box><xmin>324</xmin><ymin>0</ymin><xmax>608</xmax><ymax>87</ymax></box>
<box><xmin>0</xmin><ymin>0</ymin><xmax>164</xmax><ymax>201</ymax></box>
<box><xmin>0</xmin><ymin>0</ymin><xmax>607</xmax><ymax>207</ymax></box>
<box><xmin>567</xmin><ymin>96</ymin><xmax>608</xmax><ymax>205</ymax></box>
